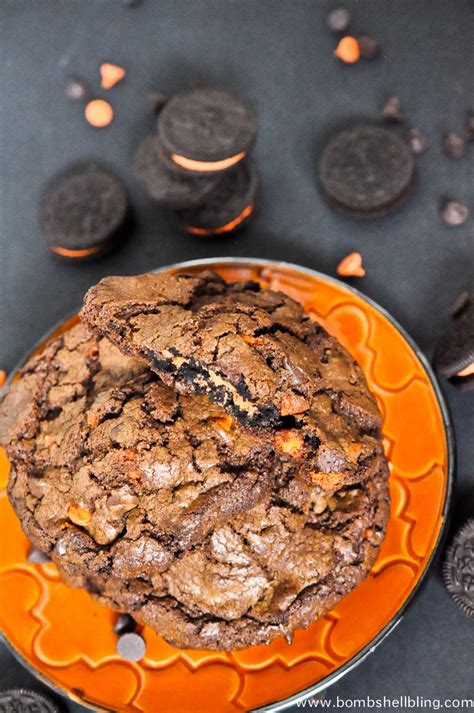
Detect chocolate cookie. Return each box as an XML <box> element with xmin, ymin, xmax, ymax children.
<box><xmin>0</xmin><ymin>689</ymin><xmax>61</xmax><ymax>713</ymax></box>
<box><xmin>40</xmin><ymin>163</ymin><xmax>129</xmax><ymax>260</ymax></box>
<box><xmin>443</xmin><ymin>519</ymin><xmax>474</xmax><ymax>620</ymax></box>
<box><xmin>434</xmin><ymin>300</ymin><xmax>474</xmax><ymax>379</ymax></box>
<box><xmin>82</xmin><ymin>271</ymin><xmax>385</xmax><ymax>490</ymax></box>
<box><xmin>133</xmin><ymin>135</ymin><xmax>220</xmax><ymax>209</ymax></box>
<box><xmin>176</xmin><ymin>162</ymin><xmax>257</xmax><ymax>236</ymax></box>
<box><xmin>319</xmin><ymin>124</ymin><xmax>415</xmax><ymax>217</ymax></box>
<box><xmin>158</xmin><ymin>87</ymin><xmax>257</xmax><ymax>174</ymax></box>
<box><xmin>0</xmin><ymin>324</ymin><xmax>275</xmax><ymax>560</ymax></box>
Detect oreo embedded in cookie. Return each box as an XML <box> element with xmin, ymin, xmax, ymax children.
<box><xmin>443</xmin><ymin>519</ymin><xmax>474</xmax><ymax>620</ymax></box>
<box><xmin>158</xmin><ymin>87</ymin><xmax>257</xmax><ymax>175</ymax></box>
<box><xmin>0</xmin><ymin>688</ymin><xmax>61</xmax><ymax>713</ymax></box>
<box><xmin>176</xmin><ymin>162</ymin><xmax>257</xmax><ymax>236</ymax></box>
<box><xmin>133</xmin><ymin>135</ymin><xmax>220</xmax><ymax>209</ymax></box>
<box><xmin>319</xmin><ymin>123</ymin><xmax>415</xmax><ymax>217</ymax></box>
<box><xmin>433</xmin><ymin>300</ymin><xmax>474</xmax><ymax>379</ymax></box>
<box><xmin>40</xmin><ymin>163</ymin><xmax>129</xmax><ymax>260</ymax></box>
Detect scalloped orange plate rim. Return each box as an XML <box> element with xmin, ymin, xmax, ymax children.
<box><xmin>0</xmin><ymin>258</ymin><xmax>454</xmax><ymax>713</ymax></box>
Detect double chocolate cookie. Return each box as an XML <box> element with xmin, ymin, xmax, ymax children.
<box><xmin>82</xmin><ymin>271</ymin><xmax>384</xmax><ymax>490</ymax></box>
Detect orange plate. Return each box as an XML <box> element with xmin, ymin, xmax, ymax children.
<box><xmin>0</xmin><ymin>259</ymin><xmax>453</xmax><ymax>713</ymax></box>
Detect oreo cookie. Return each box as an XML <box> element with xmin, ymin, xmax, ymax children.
<box><xmin>443</xmin><ymin>519</ymin><xmax>474</xmax><ymax>620</ymax></box>
<box><xmin>319</xmin><ymin>123</ymin><xmax>415</xmax><ymax>217</ymax></box>
<box><xmin>434</xmin><ymin>299</ymin><xmax>474</xmax><ymax>379</ymax></box>
<box><xmin>133</xmin><ymin>135</ymin><xmax>220</xmax><ymax>209</ymax></box>
<box><xmin>40</xmin><ymin>163</ymin><xmax>129</xmax><ymax>260</ymax></box>
<box><xmin>0</xmin><ymin>689</ymin><xmax>61</xmax><ymax>712</ymax></box>
<box><xmin>176</xmin><ymin>162</ymin><xmax>257</xmax><ymax>236</ymax></box>
<box><xmin>158</xmin><ymin>87</ymin><xmax>257</xmax><ymax>175</ymax></box>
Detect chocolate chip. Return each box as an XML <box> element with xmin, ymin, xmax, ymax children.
<box><xmin>358</xmin><ymin>35</ymin><xmax>379</xmax><ymax>60</ymax></box>
<box><xmin>27</xmin><ymin>547</ymin><xmax>51</xmax><ymax>564</ymax></box>
<box><xmin>408</xmin><ymin>128</ymin><xmax>427</xmax><ymax>154</ymax></box>
<box><xmin>66</xmin><ymin>76</ymin><xmax>90</xmax><ymax>101</ymax></box>
<box><xmin>113</xmin><ymin>613</ymin><xmax>137</xmax><ymax>635</ymax></box>
<box><xmin>440</xmin><ymin>200</ymin><xmax>469</xmax><ymax>226</ymax></box>
<box><xmin>442</xmin><ymin>132</ymin><xmax>466</xmax><ymax>159</ymax></box>
<box><xmin>381</xmin><ymin>96</ymin><xmax>406</xmax><ymax>123</ymax></box>
<box><xmin>450</xmin><ymin>291</ymin><xmax>471</xmax><ymax>318</ymax></box>
<box><xmin>116</xmin><ymin>632</ymin><xmax>146</xmax><ymax>661</ymax></box>
<box><xmin>327</xmin><ymin>6</ymin><xmax>351</xmax><ymax>33</ymax></box>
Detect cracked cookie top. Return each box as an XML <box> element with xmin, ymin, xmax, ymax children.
<box><xmin>82</xmin><ymin>271</ymin><xmax>385</xmax><ymax>489</ymax></box>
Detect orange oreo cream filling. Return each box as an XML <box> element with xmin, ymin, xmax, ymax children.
<box><xmin>171</xmin><ymin>150</ymin><xmax>246</xmax><ymax>172</ymax></box>
<box><xmin>51</xmin><ymin>245</ymin><xmax>103</xmax><ymax>259</ymax></box>
<box><xmin>185</xmin><ymin>202</ymin><xmax>254</xmax><ymax>236</ymax></box>
<box><xmin>457</xmin><ymin>362</ymin><xmax>474</xmax><ymax>377</ymax></box>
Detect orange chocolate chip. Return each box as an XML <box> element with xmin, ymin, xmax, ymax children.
<box><xmin>334</xmin><ymin>36</ymin><xmax>360</xmax><ymax>64</ymax></box>
<box><xmin>86</xmin><ymin>412</ymin><xmax>99</xmax><ymax>428</ymax></box>
<box><xmin>100</xmin><ymin>63</ymin><xmax>126</xmax><ymax>90</ymax></box>
<box><xmin>337</xmin><ymin>252</ymin><xmax>366</xmax><ymax>278</ymax></box>
<box><xmin>0</xmin><ymin>370</ymin><xmax>6</xmax><ymax>388</ymax></box>
<box><xmin>242</xmin><ymin>335</ymin><xmax>258</xmax><ymax>345</ymax></box>
<box><xmin>209</xmin><ymin>414</ymin><xmax>234</xmax><ymax>433</ymax></box>
<box><xmin>275</xmin><ymin>429</ymin><xmax>304</xmax><ymax>456</ymax></box>
<box><xmin>67</xmin><ymin>505</ymin><xmax>92</xmax><ymax>526</ymax></box>
<box><xmin>280</xmin><ymin>392</ymin><xmax>310</xmax><ymax>417</ymax></box>
<box><xmin>84</xmin><ymin>99</ymin><xmax>113</xmax><ymax>128</ymax></box>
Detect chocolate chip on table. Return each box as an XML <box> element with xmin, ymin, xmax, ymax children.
<box><xmin>443</xmin><ymin>519</ymin><xmax>474</xmax><ymax>620</ymax></box>
<box><xmin>66</xmin><ymin>76</ymin><xmax>89</xmax><ymax>101</ymax></box>
<box><xmin>442</xmin><ymin>132</ymin><xmax>466</xmax><ymax>159</ymax></box>
<box><xmin>27</xmin><ymin>547</ymin><xmax>51</xmax><ymax>564</ymax></box>
<box><xmin>114</xmin><ymin>613</ymin><xmax>137</xmax><ymax>635</ymax></box>
<box><xmin>408</xmin><ymin>128</ymin><xmax>427</xmax><ymax>154</ymax></box>
<box><xmin>0</xmin><ymin>688</ymin><xmax>61</xmax><ymax>712</ymax></box>
<box><xmin>381</xmin><ymin>96</ymin><xmax>406</xmax><ymax>123</ymax></box>
<box><xmin>326</xmin><ymin>6</ymin><xmax>351</xmax><ymax>33</ymax></box>
<box><xmin>116</xmin><ymin>632</ymin><xmax>146</xmax><ymax>661</ymax></box>
<box><xmin>439</xmin><ymin>200</ymin><xmax>469</xmax><ymax>226</ymax></box>
<box><xmin>358</xmin><ymin>35</ymin><xmax>379</xmax><ymax>60</ymax></box>
<box><xmin>450</xmin><ymin>291</ymin><xmax>471</xmax><ymax>318</ymax></box>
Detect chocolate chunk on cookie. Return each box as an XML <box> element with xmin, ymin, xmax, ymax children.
<box><xmin>40</xmin><ymin>163</ymin><xmax>129</xmax><ymax>260</ymax></box>
<box><xmin>133</xmin><ymin>135</ymin><xmax>220</xmax><ymax>209</ymax></box>
<box><xmin>82</xmin><ymin>271</ymin><xmax>385</xmax><ymax>489</ymax></box>
<box><xmin>176</xmin><ymin>162</ymin><xmax>257</xmax><ymax>236</ymax></box>
<box><xmin>158</xmin><ymin>87</ymin><xmax>257</xmax><ymax>174</ymax></box>
<box><xmin>319</xmin><ymin>123</ymin><xmax>415</xmax><ymax>217</ymax></box>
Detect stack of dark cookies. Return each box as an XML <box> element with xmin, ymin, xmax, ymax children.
<box><xmin>134</xmin><ymin>87</ymin><xmax>258</xmax><ymax>236</ymax></box>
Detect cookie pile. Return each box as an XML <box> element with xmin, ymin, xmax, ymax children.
<box><xmin>0</xmin><ymin>271</ymin><xmax>389</xmax><ymax>651</ymax></box>
<box><xmin>134</xmin><ymin>87</ymin><xmax>258</xmax><ymax>235</ymax></box>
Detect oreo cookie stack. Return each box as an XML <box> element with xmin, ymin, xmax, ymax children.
<box><xmin>134</xmin><ymin>87</ymin><xmax>258</xmax><ymax>236</ymax></box>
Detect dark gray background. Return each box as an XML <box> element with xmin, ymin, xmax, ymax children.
<box><xmin>0</xmin><ymin>1</ymin><xmax>473</xmax><ymax>711</ymax></box>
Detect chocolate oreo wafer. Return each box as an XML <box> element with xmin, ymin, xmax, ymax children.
<box><xmin>133</xmin><ymin>135</ymin><xmax>220</xmax><ymax>209</ymax></box>
<box><xmin>40</xmin><ymin>163</ymin><xmax>129</xmax><ymax>260</ymax></box>
<box><xmin>158</xmin><ymin>87</ymin><xmax>257</xmax><ymax>175</ymax></box>
<box><xmin>443</xmin><ymin>519</ymin><xmax>474</xmax><ymax>620</ymax></box>
<box><xmin>434</xmin><ymin>300</ymin><xmax>474</xmax><ymax>379</ymax></box>
<box><xmin>0</xmin><ymin>688</ymin><xmax>61</xmax><ymax>712</ymax></box>
<box><xmin>319</xmin><ymin>124</ymin><xmax>415</xmax><ymax>217</ymax></box>
<box><xmin>176</xmin><ymin>162</ymin><xmax>257</xmax><ymax>236</ymax></box>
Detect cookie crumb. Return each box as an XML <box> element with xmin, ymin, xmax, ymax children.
<box><xmin>358</xmin><ymin>35</ymin><xmax>379</xmax><ymax>60</ymax></box>
<box><xmin>117</xmin><ymin>632</ymin><xmax>146</xmax><ymax>661</ymax></box>
<box><xmin>408</xmin><ymin>128</ymin><xmax>427</xmax><ymax>154</ymax></box>
<box><xmin>440</xmin><ymin>200</ymin><xmax>469</xmax><ymax>226</ymax></box>
<box><xmin>442</xmin><ymin>132</ymin><xmax>466</xmax><ymax>159</ymax></box>
<box><xmin>66</xmin><ymin>76</ymin><xmax>89</xmax><ymax>101</ymax></box>
<box><xmin>327</xmin><ymin>7</ymin><xmax>351</xmax><ymax>33</ymax></box>
<box><xmin>85</xmin><ymin>99</ymin><xmax>114</xmax><ymax>128</ymax></box>
<box><xmin>334</xmin><ymin>36</ymin><xmax>360</xmax><ymax>64</ymax></box>
<box><xmin>337</xmin><ymin>252</ymin><xmax>366</xmax><ymax>277</ymax></box>
<box><xmin>100</xmin><ymin>63</ymin><xmax>126</xmax><ymax>90</ymax></box>
<box><xmin>382</xmin><ymin>96</ymin><xmax>406</xmax><ymax>123</ymax></box>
